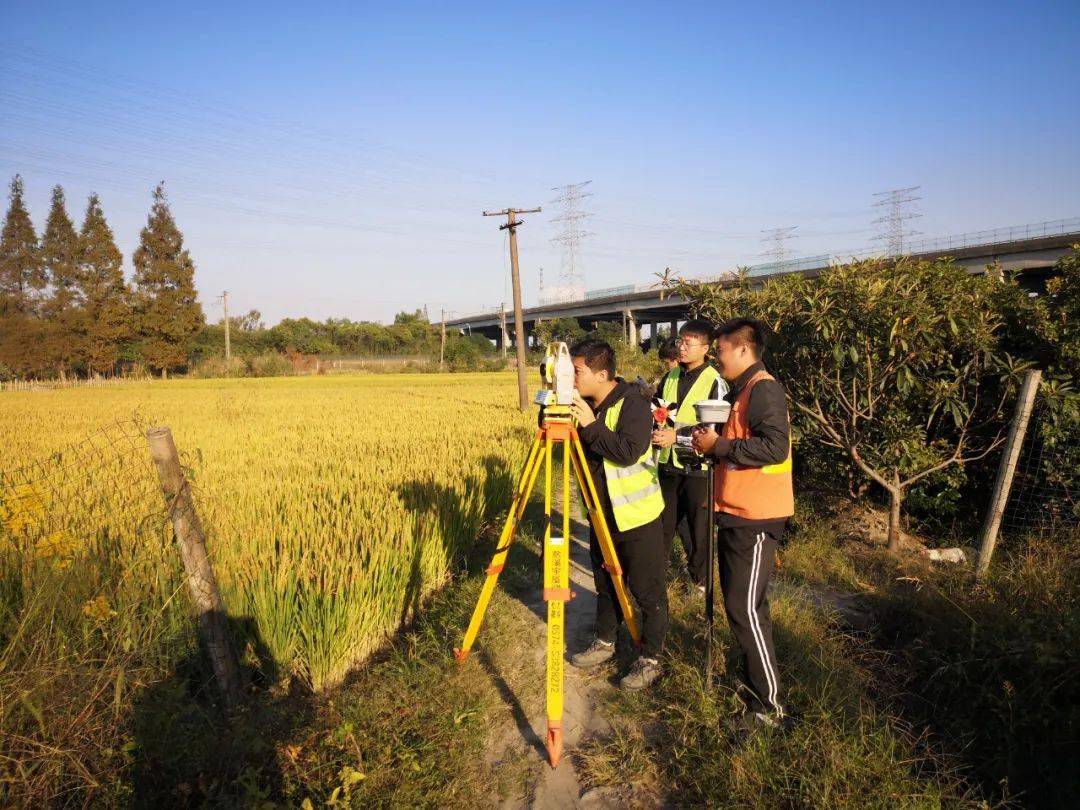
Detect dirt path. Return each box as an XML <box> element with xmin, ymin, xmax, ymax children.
<box><xmin>489</xmin><ymin>508</ymin><xmax>622</xmax><ymax>810</ymax></box>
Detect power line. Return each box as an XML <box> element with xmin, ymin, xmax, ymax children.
<box><xmin>872</xmin><ymin>186</ymin><xmax>922</xmax><ymax>256</ymax></box>
<box><xmin>0</xmin><ymin>46</ymin><xmax>514</xmax><ymax>189</ymax></box>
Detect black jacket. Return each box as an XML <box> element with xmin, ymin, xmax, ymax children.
<box><xmin>710</xmin><ymin>361</ymin><xmax>790</xmax><ymax>468</ymax></box>
<box><xmin>578</xmin><ymin>379</ymin><xmax>654</xmax><ymax>514</ymax></box>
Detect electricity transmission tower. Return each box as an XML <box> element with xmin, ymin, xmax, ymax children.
<box><xmin>760</xmin><ymin>226</ymin><xmax>799</xmax><ymax>265</ymax></box>
<box><xmin>873</xmin><ymin>186</ymin><xmax>922</xmax><ymax>256</ymax></box>
<box><xmin>549</xmin><ymin>181</ymin><xmax>593</xmax><ymax>297</ymax></box>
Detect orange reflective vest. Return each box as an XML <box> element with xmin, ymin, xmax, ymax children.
<box><xmin>713</xmin><ymin>369</ymin><xmax>794</xmax><ymax>520</ymax></box>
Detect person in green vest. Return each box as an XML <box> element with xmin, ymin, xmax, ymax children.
<box><xmin>651</xmin><ymin>319</ymin><xmax>729</xmax><ymax>595</ymax></box>
<box><xmin>567</xmin><ymin>339</ymin><xmax>668</xmax><ymax>691</ymax></box>
<box><xmin>656</xmin><ymin>338</ymin><xmax>681</xmax><ymax>380</ymax></box>
<box><xmin>654</xmin><ymin>337</ymin><xmax>694</xmax><ymax>558</ymax></box>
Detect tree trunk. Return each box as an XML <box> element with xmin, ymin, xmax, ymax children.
<box><xmin>887</xmin><ymin>481</ymin><xmax>903</xmax><ymax>553</ymax></box>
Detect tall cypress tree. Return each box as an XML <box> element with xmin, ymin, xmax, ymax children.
<box><xmin>0</xmin><ymin>174</ymin><xmax>44</xmax><ymax>316</ymax></box>
<box><xmin>41</xmin><ymin>185</ymin><xmax>82</xmax><ymax>373</ymax></box>
<box><xmin>132</xmin><ymin>183</ymin><xmax>203</xmax><ymax>374</ymax></box>
<box><xmin>77</xmin><ymin>193</ymin><xmax>130</xmax><ymax>376</ymax></box>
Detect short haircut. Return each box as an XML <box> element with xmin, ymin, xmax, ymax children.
<box><xmin>658</xmin><ymin>338</ymin><xmax>680</xmax><ymax>362</ymax></box>
<box><xmin>570</xmin><ymin>339</ymin><xmax>616</xmax><ymax>378</ymax></box>
<box><xmin>714</xmin><ymin>318</ymin><xmax>766</xmax><ymax>358</ymax></box>
<box><xmin>679</xmin><ymin>318</ymin><xmax>715</xmax><ymax>344</ymax></box>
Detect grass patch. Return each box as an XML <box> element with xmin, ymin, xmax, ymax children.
<box><xmin>125</xmin><ymin>533</ymin><xmax>546</xmax><ymax>807</ymax></box>
<box><xmin>775</xmin><ymin>511</ymin><xmax>1080</xmax><ymax>807</ymax></box>
<box><xmin>859</xmin><ymin>529</ymin><xmax>1080</xmax><ymax>808</ymax></box>
<box><xmin>576</xmin><ymin>577</ymin><xmax>980</xmax><ymax>808</ymax></box>
<box><xmin>2</xmin><ymin>505</ymin><xmax>548</xmax><ymax>807</ymax></box>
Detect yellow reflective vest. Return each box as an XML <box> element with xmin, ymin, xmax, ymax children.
<box><xmin>657</xmin><ymin>364</ymin><xmax>724</xmax><ymax>469</ymax></box>
<box><xmin>602</xmin><ymin>397</ymin><xmax>665</xmax><ymax>531</ymax></box>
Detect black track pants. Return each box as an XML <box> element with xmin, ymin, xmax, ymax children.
<box><xmin>590</xmin><ymin>515</ymin><xmax>669</xmax><ymax>658</ymax></box>
<box><xmin>660</xmin><ymin>471</ymin><xmax>712</xmax><ymax>585</ymax></box>
<box><xmin>718</xmin><ymin>520</ymin><xmax>786</xmax><ymax>715</ymax></box>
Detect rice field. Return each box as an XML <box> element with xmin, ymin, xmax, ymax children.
<box><xmin>0</xmin><ymin>372</ymin><xmax>534</xmax><ymax>689</ymax></box>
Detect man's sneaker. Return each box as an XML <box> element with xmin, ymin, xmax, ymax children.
<box><xmin>724</xmin><ymin>710</ymin><xmax>794</xmax><ymax>740</ymax></box>
<box><xmin>619</xmin><ymin>656</ymin><xmax>662</xmax><ymax>691</ymax></box>
<box><xmin>570</xmin><ymin>638</ymin><xmax>615</xmax><ymax>668</ymax></box>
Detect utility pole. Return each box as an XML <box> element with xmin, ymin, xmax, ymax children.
<box><xmin>484</xmin><ymin>207</ymin><xmax>541</xmax><ymax>411</ymax></box>
<box><xmin>440</xmin><ymin>309</ymin><xmax>447</xmax><ymax>370</ymax></box>
<box><xmin>218</xmin><ymin>291</ymin><xmax>231</xmax><ymax>361</ymax></box>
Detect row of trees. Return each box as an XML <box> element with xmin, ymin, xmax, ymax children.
<box><xmin>673</xmin><ymin>247</ymin><xmax>1080</xmax><ymax>548</ymax></box>
<box><xmin>0</xmin><ymin>177</ymin><xmax>489</xmax><ymax>380</ymax></box>
<box><xmin>191</xmin><ymin>309</ymin><xmax>447</xmax><ymax>360</ymax></box>
<box><xmin>0</xmin><ymin>176</ymin><xmax>202</xmax><ymax>378</ymax></box>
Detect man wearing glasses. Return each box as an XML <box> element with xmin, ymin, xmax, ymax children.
<box><xmin>651</xmin><ymin>319</ymin><xmax>728</xmax><ymax>594</ymax></box>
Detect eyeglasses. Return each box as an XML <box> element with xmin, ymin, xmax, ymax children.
<box><xmin>675</xmin><ymin>339</ymin><xmax>708</xmax><ymax>349</ymax></box>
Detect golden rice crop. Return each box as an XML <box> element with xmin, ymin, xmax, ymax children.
<box><xmin>0</xmin><ymin>372</ymin><xmax>534</xmax><ymax>689</ymax></box>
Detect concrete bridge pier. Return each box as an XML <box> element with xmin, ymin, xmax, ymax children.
<box><xmin>646</xmin><ymin>319</ymin><xmax>657</xmax><ymax>349</ymax></box>
<box><xmin>500</xmin><ymin>312</ymin><xmax>510</xmax><ymax>354</ymax></box>
<box><xmin>623</xmin><ymin>308</ymin><xmax>637</xmax><ymax>347</ymax></box>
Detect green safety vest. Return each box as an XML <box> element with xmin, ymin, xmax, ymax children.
<box><xmin>602</xmin><ymin>397</ymin><xmax>665</xmax><ymax>532</ymax></box>
<box><xmin>657</xmin><ymin>364</ymin><xmax>724</xmax><ymax>469</ymax></box>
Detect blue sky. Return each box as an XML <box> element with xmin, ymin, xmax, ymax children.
<box><xmin>2</xmin><ymin>1</ymin><xmax>1079</xmax><ymax>325</ymax></box>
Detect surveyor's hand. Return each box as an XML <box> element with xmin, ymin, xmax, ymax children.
<box><xmin>651</xmin><ymin>428</ymin><xmax>676</xmax><ymax>448</ymax></box>
<box><xmin>691</xmin><ymin>425</ymin><xmax>719</xmax><ymax>455</ymax></box>
<box><xmin>571</xmin><ymin>392</ymin><xmax>596</xmax><ymax>427</ymax></box>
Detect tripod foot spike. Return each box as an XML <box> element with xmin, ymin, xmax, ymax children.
<box><xmin>546</xmin><ymin>725</ymin><xmax>563</xmax><ymax>768</ymax></box>
<box><xmin>453</xmin><ymin>648</ymin><xmax>469</xmax><ymax>664</ymax></box>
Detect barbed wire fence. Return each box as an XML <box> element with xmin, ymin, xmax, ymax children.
<box><xmin>0</xmin><ymin>417</ymin><xmax>242</xmax><ymax>804</ymax></box>
<box><xmin>1001</xmin><ymin>401</ymin><xmax>1080</xmax><ymax>536</ymax></box>
<box><xmin>0</xmin><ymin>418</ymin><xmax>170</xmax><ymax>572</ymax></box>
<box><xmin>977</xmin><ymin>369</ymin><xmax>1080</xmax><ymax>576</ymax></box>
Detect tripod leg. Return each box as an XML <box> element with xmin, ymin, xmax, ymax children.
<box><xmin>543</xmin><ymin>435</ymin><xmax>572</xmax><ymax>768</ymax></box>
<box><xmin>705</xmin><ymin>461</ymin><xmax>716</xmax><ymax>687</ymax></box>
<box><xmin>455</xmin><ymin>432</ymin><xmax>545</xmax><ymax>662</ymax></box>
<box><xmin>568</xmin><ymin>432</ymin><xmax>642</xmax><ymax>647</ymax></box>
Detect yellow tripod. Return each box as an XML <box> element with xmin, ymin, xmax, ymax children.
<box><xmin>454</xmin><ymin>406</ymin><xmax>640</xmax><ymax>768</ymax></box>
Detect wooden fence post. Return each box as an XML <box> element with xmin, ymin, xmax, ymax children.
<box><xmin>146</xmin><ymin>426</ymin><xmax>242</xmax><ymax>704</ymax></box>
<box><xmin>976</xmin><ymin>369</ymin><xmax>1042</xmax><ymax>578</ymax></box>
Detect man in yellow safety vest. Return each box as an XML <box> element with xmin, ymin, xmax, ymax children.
<box><xmin>567</xmin><ymin>339</ymin><xmax>668</xmax><ymax>691</ymax></box>
<box><xmin>651</xmin><ymin>320</ymin><xmax>728</xmax><ymax>593</ymax></box>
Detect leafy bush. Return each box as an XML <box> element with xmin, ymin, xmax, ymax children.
<box><xmin>674</xmin><ymin>259</ymin><xmax>1032</xmax><ymax>549</ymax></box>
<box><xmin>246</xmin><ymin>352</ymin><xmax>294</xmax><ymax>378</ymax></box>
<box><xmin>190</xmin><ymin>353</ymin><xmax>295</xmax><ymax>378</ymax></box>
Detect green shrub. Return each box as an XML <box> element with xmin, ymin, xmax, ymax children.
<box><xmin>674</xmin><ymin>259</ymin><xmax>1031</xmax><ymax>549</ymax></box>
<box><xmin>245</xmin><ymin>352</ymin><xmax>293</xmax><ymax>377</ymax></box>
